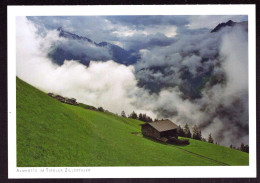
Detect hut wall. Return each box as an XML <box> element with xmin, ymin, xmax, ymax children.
<box><xmin>141</xmin><ymin>125</ymin><xmax>161</xmax><ymax>139</ymax></box>
<box><xmin>160</xmin><ymin>129</ymin><xmax>178</xmax><ymax>138</ymax></box>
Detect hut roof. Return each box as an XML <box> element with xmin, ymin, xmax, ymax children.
<box><xmin>145</xmin><ymin>119</ymin><xmax>178</xmax><ymax>132</ymax></box>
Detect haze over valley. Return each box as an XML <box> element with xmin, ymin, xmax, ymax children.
<box><xmin>16</xmin><ymin>15</ymin><xmax>248</xmax><ymax>146</ymax></box>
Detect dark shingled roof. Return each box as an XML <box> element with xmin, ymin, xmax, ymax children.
<box><xmin>145</xmin><ymin>119</ymin><xmax>178</xmax><ymax>132</ymax></box>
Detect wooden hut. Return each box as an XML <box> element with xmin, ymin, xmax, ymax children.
<box><xmin>55</xmin><ymin>95</ymin><xmax>66</xmax><ymax>103</ymax></box>
<box><xmin>65</xmin><ymin>98</ymin><xmax>77</xmax><ymax>105</ymax></box>
<box><xmin>141</xmin><ymin>119</ymin><xmax>178</xmax><ymax>140</ymax></box>
<box><xmin>47</xmin><ymin>93</ymin><xmax>54</xmax><ymax>97</ymax></box>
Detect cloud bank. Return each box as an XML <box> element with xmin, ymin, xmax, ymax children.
<box><xmin>16</xmin><ymin>17</ymin><xmax>152</xmax><ymax>117</ymax></box>
<box><xmin>133</xmin><ymin>24</ymin><xmax>248</xmax><ymax>146</ymax></box>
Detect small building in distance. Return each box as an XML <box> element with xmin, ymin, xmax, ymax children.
<box><xmin>141</xmin><ymin>119</ymin><xmax>178</xmax><ymax>140</ymax></box>
<box><xmin>47</xmin><ymin>93</ymin><xmax>54</xmax><ymax>97</ymax></box>
<box><xmin>65</xmin><ymin>98</ymin><xmax>77</xmax><ymax>105</ymax></box>
<box><xmin>54</xmin><ymin>95</ymin><xmax>66</xmax><ymax>103</ymax></box>
<box><xmin>48</xmin><ymin>93</ymin><xmax>78</xmax><ymax>105</ymax></box>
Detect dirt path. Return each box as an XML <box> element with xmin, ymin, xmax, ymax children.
<box><xmin>170</xmin><ymin>145</ymin><xmax>230</xmax><ymax>166</ymax></box>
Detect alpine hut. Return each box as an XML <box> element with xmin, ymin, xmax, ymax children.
<box><xmin>141</xmin><ymin>119</ymin><xmax>178</xmax><ymax>140</ymax></box>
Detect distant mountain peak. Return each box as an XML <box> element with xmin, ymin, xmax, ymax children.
<box><xmin>50</xmin><ymin>27</ymin><xmax>139</xmax><ymax>66</ymax></box>
<box><xmin>226</xmin><ymin>20</ymin><xmax>234</xmax><ymax>24</ymax></box>
<box><xmin>57</xmin><ymin>27</ymin><xmax>94</xmax><ymax>43</ymax></box>
<box><xmin>211</xmin><ymin>20</ymin><xmax>236</xmax><ymax>33</ymax></box>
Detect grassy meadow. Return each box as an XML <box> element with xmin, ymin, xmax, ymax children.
<box><xmin>16</xmin><ymin>77</ymin><xmax>249</xmax><ymax>167</ymax></box>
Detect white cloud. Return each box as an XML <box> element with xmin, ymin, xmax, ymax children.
<box><xmin>112</xmin><ymin>24</ymin><xmax>177</xmax><ymax>38</ymax></box>
<box><xmin>16</xmin><ymin>17</ymin><xmax>153</xmax><ymax>116</ymax></box>
<box><xmin>146</xmin><ymin>25</ymin><xmax>177</xmax><ymax>38</ymax></box>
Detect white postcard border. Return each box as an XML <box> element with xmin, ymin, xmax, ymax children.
<box><xmin>8</xmin><ymin>5</ymin><xmax>256</xmax><ymax>178</ymax></box>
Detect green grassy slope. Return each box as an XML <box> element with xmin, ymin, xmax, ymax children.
<box><xmin>17</xmin><ymin>77</ymin><xmax>249</xmax><ymax>166</ymax></box>
<box><xmin>178</xmin><ymin>137</ymin><xmax>249</xmax><ymax>165</ymax></box>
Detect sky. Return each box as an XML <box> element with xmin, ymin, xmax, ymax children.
<box><xmin>27</xmin><ymin>15</ymin><xmax>247</xmax><ymax>49</ymax></box>
<box><xmin>17</xmin><ymin>15</ymin><xmax>249</xmax><ymax>147</ymax></box>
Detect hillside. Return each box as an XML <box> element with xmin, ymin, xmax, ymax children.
<box><xmin>16</xmin><ymin>77</ymin><xmax>249</xmax><ymax>166</ymax></box>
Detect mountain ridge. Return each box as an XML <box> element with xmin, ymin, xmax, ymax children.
<box><xmin>51</xmin><ymin>19</ymin><xmax>248</xmax><ymax>66</ymax></box>
<box><xmin>211</xmin><ymin>20</ymin><xmax>248</xmax><ymax>33</ymax></box>
<box><xmin>50</xmin><ymin>27</ymin><xmax>140</xmax><ymax>66</ymax></box>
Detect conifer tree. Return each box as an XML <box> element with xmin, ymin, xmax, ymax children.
<box><xmin>198</xmin><ymin>128</ymin><xmax>202</xmax><ymax>140</ymax></box>
<box><xmin>138</xmin><ymin>113</ymin><xmax>142</xmax><ymax>121</ymax></box>
<box><xmin>240</xmin><ymin>143</ymin><xmax>249</xmax><ymax>153</ymax></box>
<box><xmin>208</xmin><ymin>133</ymin><xmax>214</xmax><ymax>143</ymax></box>
<box><xmin>192</xmin><ymin>125</ymin><xmax>202</xmax><ymax>140</ymax></box>
<box><xmin>121</xmin><ymin>110</ymin><xmax>126</xmax><ymax>117</ymax></box>
<box><xmin>129</xmin><ymin>111</ymin><xmax>138</xmax><ymax>119</ymax></box>
<box><xmin>242</xmin><ymin>144</ymin><xmax>249</xmax><ymax>153</ymax></box>
<box><xmin>183</xmin><ymin>124</ymin><xmax>191</xmax><ymax>138</ymax></box>
<box><xmin>192</xmin><ymin>125</ymin><xmax>197</xmax><ymax>139</ymax></box>
<box><xmin>97</xmin><ymin>107</ymin><xmax>104</xmax><ymax>112</ymax></box>
<box><xmin>177</xmin><ymin>125</ymin><xmax>185</xmax><ymax>137</ymax></box>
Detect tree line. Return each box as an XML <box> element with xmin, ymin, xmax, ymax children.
<box><xmin>121</xmin><ymin>110</ymin><xmax>153</xmax><ymax>123</ymax></box>
<box><xmin>177</xmin><ymin>123</ymin><xmax>249</xmax><ymax>153</ymax></box>
<box><xmin>121</xmin><ymin>110</ymin><xmax>249</xmax><ymax>153</ymax></box>
<box><xmin>230</xmin><ymin>143</ymin><xmax>249</xmax><ymax>153</ymax></box>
